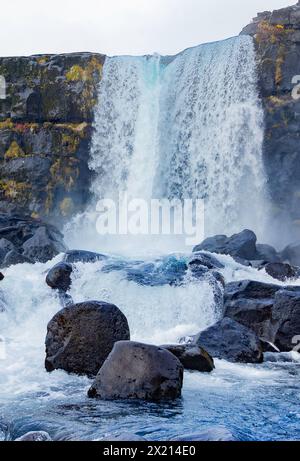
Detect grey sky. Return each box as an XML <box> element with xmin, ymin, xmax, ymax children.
<box><xmin>0</xmin><ymin>0</ymin><xmax>294</xmax><ymax>57</ymax></box>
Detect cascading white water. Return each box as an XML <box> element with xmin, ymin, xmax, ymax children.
<box><xmin>70</xmin><ymin>34</ymin><xmax>267</xmax><ymax>255</ymax></box>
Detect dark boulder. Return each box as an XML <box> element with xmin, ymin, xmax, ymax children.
<box><xmin>273</xmin><ymin>289</ymin><xmax>300</xmax><ymax>352</ymax></box>
<box><xmin>2</xmin><ymin>249</ymin><xmax>32</xmax><ymax>267</ymax></box>
<box><xmin>63</xmin><ymin>250</ymin><xmax>106</xmax><ymax>264</ymax></box>
<box><xmin>15</xmin><ymin>431</ymin><xmax>52</xmax><ymax>441</ymax></box>
<box><xmin>88</xmin><ymin>341</ymin><xmax>184</xmax><ymax>401</ymax></box>
<box><xmin>188</xmin><ymin>253</ymin><xmax>224</xmax><ymax>271</ymax></box>
<box><xmin>22</xmin><ymin>226</ymin><xmax>66</xmax><ymax>263</ymax></box>
<box><xmin>46</xmin><ymin>262</ymin><xmax>73</xmax><ymax>292</ymax></box>
<box><xmin>256</xmin><ymin>244</ymin><xmax>281</xmax><ymax>263</ymax></box>
<box><xmin>193</xmin><ymin>230</ymin><xmax>258</xmax><ymax>260</ymax></box>
<box><xmin>263</xmin><ymin>262</ymin><xmax>299</xmax><ymax>281</ymax></box>
<box><xmin>195</xmin><ymin>318</ymin><xmax>263</xmax><ymax>363</ymax></box>
<box><xmin>224</xmin><ymin>280</ymin><xmax>282</xmax><ymax>342</ymax></box>
<box><xmin>161</xmin><ymin>344</ymin><xmax>214</xmax><ymax>372</ymax></box>
<box><xmin>281</xmin><ymin>242</ymin><xmax>300</xmax><ymax>266</ymax></box>
<box><xmin>45</xmin><ymin>301</ymin><xmax>130</xmax><ymax>376</ymax></box>
<box><xmin>0</xmin><ymin>238</ymin><xmax>15</xmax><ymax>265</ymax></box>
<box><xmin>0</xmin><ymin>272</ymin><xmax>4</xmax><ymax>281</ymax></box>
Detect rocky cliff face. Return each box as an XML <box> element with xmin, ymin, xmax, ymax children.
<box><xmin>0</xmin><ymin>52</ymin><xmax>104</xmax><ymax>223</ymax></box>
<box><xmin>241</xmin><ymin>1</ymin><xmax>300</xmax><ymax>243</ymax></box>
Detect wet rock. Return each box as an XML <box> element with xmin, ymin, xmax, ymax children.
<box><xmin>22</xmin><ymin>226</ymin><xmax>66</xmax><ymax>263</ymax></box>
<box><xmin>273</xmin><ymin>289</ymin><xmax>300</xmax><ymax>352</ymax></box>
<box><xmin>256</xmin><ymin>244</ymin><xmax>280</xmax><ymax>263</ymax></box>
<box><xmin>45</xmin><ymin>301</ymin><xmax>130</xmax><ymax>376</ymax></box>
<box><xmin>88</xmin><ymin>341</ymin><xmax>183</xmax><ymax>401</ymax></box>
<box><xmin>64</xmin><ymin>250</ymin><xmax>106</xmax><ymax>264</ymax></box>
<box><xmin>188</xmin><ymin>252</ymin><xmax>224</xmax><ymax>271</ymax></box>
<box><xmin>171</xmin><ymin>426</ymin><xmax>237</xmax><ymax>441</ymax></box>
<box><xmin>281</xmin><ymin>242</ymin><xmax>300</xmax><ymax>267</ymax></box>
<box><xmin>0</xmin><ymin>272</ymin><xmax>4</xmax><ymax>281</ymax></box>
<box><xmin>195</xmin><ymin>318</ymin><xmax>264</xmax><ymax>363</ymax></box>
<box><xmin>161</xmin><ymin>344</ymin><xmax>214</xmax><ymax>372</ymax></box>
<box><xmin>46</xmin><ymin>262</ymin><xmax>73</xmax><ymax>292</ymax></box>
<box><xmin>263</xmin><ymin>262</ymin><xmax>299</xmax><ymax>281</ymax></box>
<box><xmin>2</xmin><ymin>249</ymin><xmax>32</xmax><ymax>267</ymax></box>
<box><xmin>15</xmin><ymin>431</ymin><xmax>52</xmax><ymax>441</ymax></box>
<box><xmin>224</xmin><ymin>280</ymin><xmax>282</xmax><ymax>342</ymax></box>
<box><xmin>0</xmin><ymin>238</ymin><xmax>15</xmax><ymax>265</ymax></box>
<box><xmin>193</xmin><ymin>230</ymin><xmax>258</xmax><ymax>260</ymax></box>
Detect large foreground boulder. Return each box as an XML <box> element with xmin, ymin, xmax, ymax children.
<box><xmin>273</xmin><ymin>289</ymin><xmax>300</xmax><ymax>352</ymax></box>
<box><xmin>45</xmin><ymin>301</ymin><xmax>130</xmax><ymax>376</ymax></box>
<box><xmin>88</xmin><ymin>341</ymin><xmax>184</xmax><ymax>401</ymax></box>
<box><xmin>195</xmin><ymin>318</ymin><xmax>263</xmax><ymax>363</ymax></box>
<box><xmin>161</xmin><ymin>344</ymin><xmax>214</xmax><ymax>372</ymax></box>
<box><xmin>224</xmin><ymin>280</ymin><xmax>282</xmax><ymax>343</ymax></box>
<box><xmin>193</xmin><ymin>230</ymin><xmax>258</xmax><ymax>260</ymax></box>
<box><xmin>46</xmin><ymin>262</ymin><xmax>73</xmax><ymax>292</ymax></box>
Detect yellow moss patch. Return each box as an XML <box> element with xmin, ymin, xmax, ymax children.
<box><xmin>62</xmin><ymin>133</ymin><xmax>80</xmax><ymax>154</ymax></box>
<box><xmin>0</xmin><ymin>119</ymin><xmax>14</xmax><ymax>130</ymax></box>
<box><xmin>56</xmin><ymin>122</ymin><xmax>88</xmax><ymax>138</ymax></box>
<box><xmin>31</xmin><ymin>211</ymin><xmax>40</xmax><ymax>219</ymax></box>
<box><xmin>268</xmin><ymin>95</ymin><xmax>286</xmax><ymax>106</ymax></box>
<box><xmin>4</xmin><ymin>141</ymin><xmax>27</xmax><ymax>160</ymax></box>
<box><xmin>59</xmin><ymin>197</ymin><xmax>74</xmax><ymax>216</ymax></box>
<box><xmin>65</xmin><ymin>57</ymin><xmax>103</xmax><ymax>82</ymax></box>
<box><xmin>0</xmin><ymin>180</ymin><xmax>30</xmax><ymax>199</ymax></box>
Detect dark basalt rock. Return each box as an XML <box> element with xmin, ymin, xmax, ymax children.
<box><xmin>2</xmin><ymin>249</ymin><xmax>32</xmax><ymax>267</ymax></box>
<box><xmin>63</xmin><ymin>250</ymin><xmax>106</xmax><ymax>264</ymax></box>
<box><xmin>88</xmin><ymin>341</ymin><xmax>184</xmax><ymax>401</ymax></box>
<box><xmin>273</xmin><ymin>288</ymin><xmax>300</xmax><ymax>352</ymax></box>
<box><xmin>0</xmin><ymin>53</ymin><xmax>105</xmax><ymax>221</ymax></box>
<box><xmin>281</xmin><ymin>241</ymin><xmax>300</xmax><ymax>266</ymax></box>
<box><xmin>45</xmin><ymin>301</ymin><xmax>130</xmax><ymax>376</ymax></box>
<box><xmin>188</xmin><ymin>252</ymin><xmax>224</xmax><ymax>271</ymax></box>
<box><xmin>22</xmin><ymin>226</ymin><xmax>66</xmax><ymax>263</ymax></box>
<box><xmin>240</xmin><ymin>3</ymin><xmax>300</xmax><ymax>244</ymax></box>
<box><xmin>15</xmin><ymin>431</ymin><xmax>52</xmax><ymax>441</ymax></box>
<box><xmin>195</xmin><ymin>318</ymin><xmax>264</xmax><ymax>364</ymax></box>
<box><xmin>161</xmin><ymin>344</ymin><xmax>214</xmax><ymax>372</ymax></box>
<box><xmin>46</xmin><ymin>262</ymin><xmax>73</xmax><ymax>292</ymax></box>
<box><xmin>262</xmin><ymin>262</ymin><xmax>299</xmax><ymax>281</ymax></box>
<box><xmin>193</xmin><ymin>230</ymin><xmax>258</xmax><ymax>260</ymax></box>
<box><xmin>224</xmin><ymin>280</ymin><xmax>283</xmax><ymax>342</ymax></box>
<box><xmin>0</xmin><ymin>238</ymin><xmax>15</xmax><ymax>265</ymax></box>
<box><xmin>256</xmin><ymin>244</ymin><xmax>281</xmax><ymax>263</ymax></box>
<box><xmin>0</xmin><ymin>272</ymin><xmax>4</xmax><ymax>281</ymax></box>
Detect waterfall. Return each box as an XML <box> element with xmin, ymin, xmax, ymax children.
<box><xmin>83</xmin><ymin>35</ymin><xmax>267</xmax><ymax>253</ymax></box>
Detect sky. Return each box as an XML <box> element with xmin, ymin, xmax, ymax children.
<box><xmin>0</xmin><ymin>0</ymin><xmax>295</xmax><ymax>57</ymax></box>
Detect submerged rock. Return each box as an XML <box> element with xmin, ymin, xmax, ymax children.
<box><xmin>161</xmin><ymin>344</ymin><xmax>214</xmax><ymax>372</ymax></box>
<box><xmin>193</xmin><ymin>229</ymin><xmax>258</xmax><ymax>260</ymax></box>
<box><xmin>45</xmin><ymin>301</ymin><xmax>130</xmax><ymax>376</ymax></box>
<box><xmin>46</xmin><ymin>262</ymin><xmax>73</xmax><ymax>292</ymax></box>
<box><xmin>64</xmin><ymin>250</ymin><xmax>106</xmax><ymax>264</ymax></box>
<box><xmin>171</xmin><ymin>426</ymin><xmax>236</xmax><ymax>441</ymax></box>
<box><xmin>15</xmin><ymin>431</ymin><xmax>52</xmax><ymax>441</ymax></box>
<box><xmin>188</xmin><ymin>252</ymin><xmax>224</xmax><ymax>271</ymax></box>
<box><xmin>195</xmin><ymin>318</ymin><xmax>263</xmax><ymax>363</ymax></box>
<box><xmin>88</xmin><ymin>341</ymin><xmax>184</xmax><ymax>401</ymax></box>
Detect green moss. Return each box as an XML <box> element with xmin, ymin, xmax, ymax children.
<box><xmin>0</xmin><ymin>119</ymin><xmax>14</xmax><ymax>130</ymax></box>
